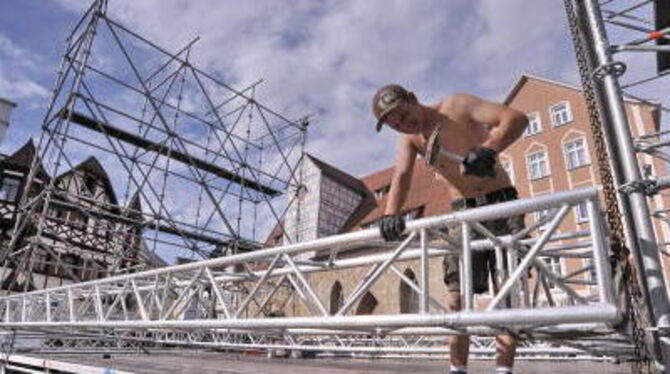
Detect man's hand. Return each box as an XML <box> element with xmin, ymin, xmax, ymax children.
<box><xmin>462</xmin><ymin>147</ymin><xmax>497</xmax><ymax>178</ymax></box>
<box><xmin>379</xmin><ymin>214</ymin><xmax>406</xmax><ymax>242</ymax></box>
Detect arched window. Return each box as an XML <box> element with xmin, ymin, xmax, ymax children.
<box><xmin>329</xmin><ymin>281</ymin><xmax>343</xmax><ymax>315</ymax></box>
<box><xmin>355</xmin><ymin>292</ymin><xmax>378</xmax><ymax>315</ymax></box>
<box><xmin>399</xmin><ymin>268</ymin><xmax>419</xmax><ymax>313</ymax></box>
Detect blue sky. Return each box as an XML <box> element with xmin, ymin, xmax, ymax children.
<box><xmin>1</xmin><ymin>1</ymin><xmax>664</xmax><ymax>263</ymax></box>
<box><xmin>0</xmin><ymin>0</ymin><xmax>580</xmax><ymax>177</ymax></box>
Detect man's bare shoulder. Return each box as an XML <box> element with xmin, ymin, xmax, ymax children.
<box><xmin>433</xmin><ymin>94</ymin><xmax>483</xmax><ymax>122</ymax></box>
<box><xmin>437</xmin><ymin>93</ymin><xmax>484</xmax><ymax>112</ymax></box>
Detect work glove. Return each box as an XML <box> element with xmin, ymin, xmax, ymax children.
<box><xmin>379</xmin><ymin>214</ymin><xmax>406</xmax><ymax>242</ymax></box>
<box><xmin>462</xmin><ymin>147</ymin><xmax>497</xmax><ymax>178</ymax></box>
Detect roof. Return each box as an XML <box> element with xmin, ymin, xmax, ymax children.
<box><xmin>263</xmin><ymin>156</ymin><xmax>456</xmax><ymax>245</ymax></box>
<box><xmin>0</xmin><ymin>97</ymin><xmax>17</xmax><ymax>108</ymax></box>
<box><xmin>305</xmin><ymin>154</ymin><xmax>369</xmax><ymax>196</ymax></box>
<box><xmin>2</xmin><ymin>139</ymin><xmax>50</xmax><ymax>179</ymax></box>
<box><xmin>340</xmin><ymin>158</ymin><xmax>454</xmax><ymax>233</ymax></box>
<box><xmin>55</xmin><ymin>156</ymin><xmax>119</xmax><ymax>205</ymax></box>
<box><xmin>503</xmin><ymin>74</ymin><xmax>647</xmax><ymax>106</ymax></box>
<box><xmin>125</xmin><ymin>191</ymin><xmax>143</xmax><ymax>219</ymax></box>
<box><xmin>504</xmin><ymin>74</ymin><xmax>662</xmax><ymax>132</ymax></box>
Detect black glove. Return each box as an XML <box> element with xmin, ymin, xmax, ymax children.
<box><xmin>379</xmin><ymin>214</ymin><xmax>406</xmax><ymax>242</ymax></box>
<box><xmin>462</xmin><ymin>147</ymin><xmax>497</xmax><ymax>178</ymax></box>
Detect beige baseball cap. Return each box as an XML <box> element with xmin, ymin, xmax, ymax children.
<box><xmin>372</xmin><ymin>84</ymin><xmax>412</xmax><ymax>132</ymax></box>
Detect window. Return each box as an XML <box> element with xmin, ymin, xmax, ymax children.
<box><xmin>329</xmin><ymin>281</ymin><xmax>343</xmax><ymax>315</ymax></box>
<box><xmin>564</xmin><ymin>138</ymin><xmax>590</xmax><ymax>169</ymax></box>
<box><xmin>542</xmin><ymin>257</ymin><xmax>562</xmax><ymax>288</ymax></box>
<box><xmin>83</xmin><ymin>173</ymin><xmax>97</xmax><ymax>195</ymax></box>
<box><xmin>355</xmin><ymin>292</ymin><xmax>378</xmax><ymax>315</ymax></box>
<box><xmin>403</xmin><ymin>206</ymin><xmax>424</xmax><ymax>221</ymax></box>
<box><xmin>399</xmin><ymin>269</ymin><xmax>419</xmax><ymax>314</ymax></box>
<box><xmin>502</xmin><ymin>161</ymin><xmax>515</xmax><ymax>184</ymax></box>
<box><xmin>535</xmin><ymin>208</ymin><xmax>552</xmax><ymax>230</ymax></box>
<box><xmin>574</xmin><ymin>202</ymin><xmax>589</xmax><ymax>223</ymax></box>
<box><xmin>524</xmin><ymin>112</ymin><xmax>542</xmax><ymax>136</ymax></box>
<box><xmin>527</xmin><ymin>151</ymin><xmax>549</xmax><ymax>180</ymax></box>
<box><xmin>361</xmin><ymin>221</ymin><xmax>377</xmax><ymax>229</ymax></box>
<box><xmin>550</xmin><ymin>102</ymin><xmax>573</xmax><ymax>126</ymax></box>
<box><xmin>0</xmin><ymin>177</ymin><xmax>21</xmax><ymax>201</ymax></box>
<box><xmin>374</xmin><ymin>185</ymin><xmax>390</xmax><ymax>200</ymax></box>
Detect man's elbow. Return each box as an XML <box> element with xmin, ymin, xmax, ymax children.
<box><xmin>509</xmin><ymin>110</ymin><xmax>528</xmax><ymax>138</ymax></box>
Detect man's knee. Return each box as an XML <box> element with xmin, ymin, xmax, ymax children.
<box><xmin>446</xmin><ymin>291</ymin><xmax>462</xmax><ymax>311</ymax></box>
<box><xmin>496</xmin><ymin>335</ymin><xmax>517</xmax><ymax>349</ymax></box>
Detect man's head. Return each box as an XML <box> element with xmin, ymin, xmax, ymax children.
<box><xmin>372</xmin><ymin>84</ymin><xmax>423</xmax><ymax>134</ymax></box>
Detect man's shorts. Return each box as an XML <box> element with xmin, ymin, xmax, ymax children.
<box><xmin>442</xmin><ymin>187</ymin><xmax>525</xmax><ymax>294</ymax></box>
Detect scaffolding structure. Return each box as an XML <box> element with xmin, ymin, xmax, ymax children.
<box><xmin>0</xmin><ymin>0</ymin><xmax>307</xmax><ymax>292</ymax></box>
<box><xmin>564</xmin><ymin>0</ymin><xmax>670</xmax><ymax>371</ymax></box>
<box><xmin>0</xmin><ymin>0</ymin><xmax>670</xmax><ymax>373</ymax></box>
<box><xmin>0</xmin><ymin>188</ymin><xmax>630</xmax><ymax>356</ymax></box>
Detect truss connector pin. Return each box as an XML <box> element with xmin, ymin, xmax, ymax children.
<box><xmin>619</xmin><ymin>179</ymin><xmax>659</xmax><ymax>196</ymax></box>
<box><xmin>591</xmin><ymin>61</ymin><xmax>626</xmax><ymax>81</ymax></box>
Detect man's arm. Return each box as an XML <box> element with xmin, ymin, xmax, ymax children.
<box><xmin>385</xmin><ymin>136</ymin><xmax>417</xmax><ymax>215</ymax></box>
<box><xmin>379</xmin><ymin>136</ymin><xmax>417</xmax><ymax>242</ymax></box>
<box><xmin>450</xmin><ymin>94</ymin><xmax>528</xmax><ymax>152</ymax></box>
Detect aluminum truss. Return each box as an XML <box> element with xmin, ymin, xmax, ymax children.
<box><xmin>0</xmin><ymin>0</ymin><xmax>307</xmax><ymax>292</ymax></box>
<box><xmin>565</xmin><ymin>0</ymin><xmax>670</xmax><ymax>371</ymax></box>
<box><xmin>0</xmin><ymin>188</ymin><xmax>635</xmax><ymax>359</ymax></box>
<box><xmin>1</xmin><ymin>0</ymin><xmax>667</xmax><ymax>370</ymax></box>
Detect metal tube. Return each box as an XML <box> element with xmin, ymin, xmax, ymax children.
<box><xmin>0</xmin><ymin>188</ymin><xmax>600</xmax><ymax>302</ymax></box>
<box><xmin>614</xmin><ymin>45</ymin><xmax>670</xmax><ymax>52</ymax></box>
<box><xmin>390</xmin><ymin>265</ymin><xmax>447</xmax><ymax>313</ymax></box>
<box><xmin>462</xmin><ymin>223</ymin><xmax>473</xmax><ymax>311</ymax></box>
<box><xmin>584</xmin><ymin>0</ymin><xmax>670</xmax><ymax>336</ymax></box>
<box><xmin>420</xmin><ymin>229</ymin><xmax>429</xmax><ymax>314</ymax></box>
<box><xmin>583</xmin><ymin>0</ymin><xmax>670</xmax><ymax>366</ymax></box>
<box><xmin>0</xmin><ymin>304</ymin><xmax>619</xmax><ymax>330</ymax></box>
<box><xmin>282</xmin><ymin>254</ymin><xmax>328</xmax><ymax>316</ymax></box>
<box><xmin>586</xmin><ymin>199</ymin><xmax>614</xmax><ymax>304</ymax></box>
<box><xmin>233</xmin><ymin>254</ymin><xmax>281</xmax><ymax>318</ymax></box>
<box><xmin>487</xmin><ymin>205</ymin><xmax>570</xmax><ymax>310</ymax></box>
<box><xmin>337</xmin><ymin>232</ymin><xmax>417</xmax><ymax>316</ymax></box>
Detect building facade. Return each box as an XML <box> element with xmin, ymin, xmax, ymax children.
<box><xmin>268</xmin><ymin>75</ymin><xmax>670</xmax><ymax>317</ymax></box>
<box><xmin>0</xmin><ymin>140</ymin><xmax>165</xmax><ymax>292</ymax></box>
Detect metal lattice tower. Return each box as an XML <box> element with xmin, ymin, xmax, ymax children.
<box><xmin>1</xmin><ymin>1</ymin><xmax>670</xmax><ymax>373</ymax></box>
<box><xmin>565</xmin><ymin>0</ymin><xmax>670</xmax><ymax>371</ymax></box>
<box><xmin>0</xmin><ymin>0</ymin><xmax>307</xmax><ymax>292</ymax></box>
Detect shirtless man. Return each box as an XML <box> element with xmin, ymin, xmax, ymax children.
<box><xmin>372</xmin><ymin>84</ymin><xmax>528</xmax><ymax>374</ymax></box>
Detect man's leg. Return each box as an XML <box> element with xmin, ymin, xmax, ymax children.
<box><xmin>446</xmin><ymin>290</ymin><xmax>469</xmax><ymax>369</ymax></box>
<box><xmin>495</xmin><ymin>334</ymin><xmax>516</xmax><ymax>372</ymax></box>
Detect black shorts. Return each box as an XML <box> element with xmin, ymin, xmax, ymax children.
<box><xmin>442</xmin><ymin>187</ymin><xmax>525</xmax><ymax>294</ymax></box>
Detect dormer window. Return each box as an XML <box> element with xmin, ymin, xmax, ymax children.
<box><xmin>374</xmin><ymin>185</ymin><xmax>390</xmax><ymax>200</ymax></box>
<box><xmin>83</xmin><ymin>173</ymin><xmax>96</xmax><ymax>195</ymax></box>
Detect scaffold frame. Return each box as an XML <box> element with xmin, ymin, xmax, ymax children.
<box><xmin>0</xmin><ymin>0</ymin><xmax>308</xmax><ymax>292</ymax></box>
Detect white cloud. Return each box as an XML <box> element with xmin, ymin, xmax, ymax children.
<box><xmin>43</xmin><ymin>1</ymin><xmax>586</xmax><ymax>246</ymax></box>
<box><xmin>0</xmin><ymin>74</ymin><xmax>49</xmax><ymax>99</ymax></box>
<box><xmin>97</xmin><ymin>2</ymin><xmax>574</xmax><ymax>173</ymax></box>
<box><xmin>0</xmin><ymin>33</ymin><xmax>50</xmax><ymax>100</ymax></box>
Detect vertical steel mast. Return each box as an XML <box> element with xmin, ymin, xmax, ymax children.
<box><xmin>568</xmin><ymin>0</ymin><xmax>670</xmax><ymax>371</ymax></box>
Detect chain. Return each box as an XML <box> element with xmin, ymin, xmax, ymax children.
<box><xmin>563</xmin><ymin>0</ymin><xmax>652</xmax><ymax>372</ymax></box>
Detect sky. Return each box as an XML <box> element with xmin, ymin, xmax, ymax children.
<box><xmin>0</xmin><ymin>0</ymin><xmax>581</xmax><ymax>176</ymax></box>
<box><xmin>0</xmin><ymin>0</ymin><xmax>665</xmax><ymax>262</ymax></box>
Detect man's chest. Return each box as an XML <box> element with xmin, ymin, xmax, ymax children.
<box><xmin>412</xmin><ymin>120</ymin><xmax>489</xmax><ymax>158</ymax></box>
